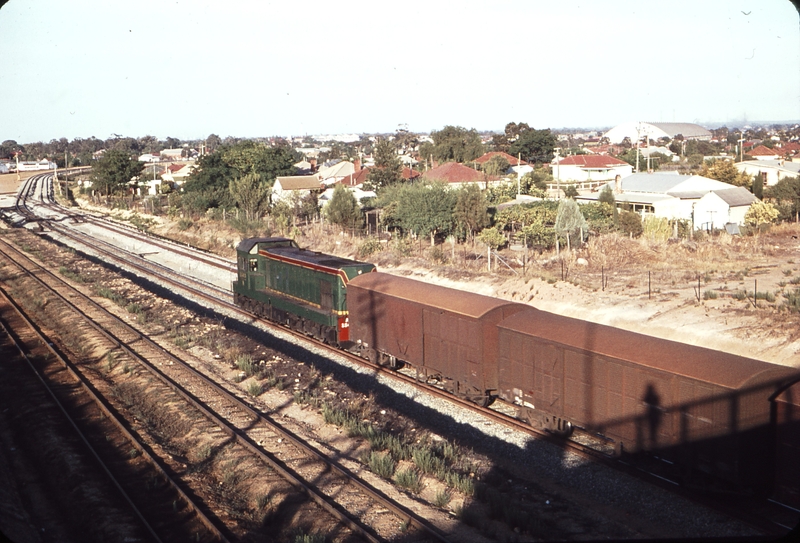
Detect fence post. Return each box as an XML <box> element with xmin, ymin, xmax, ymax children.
<box><xmin>602</xmin><ymin>266</ymin><xmax>605</xmax><ymax>291</ymax></box>
<box><xmin>754</xmin><ymin>279</ymin><xmax>757</xmax><ymax>309</ymax></box>
<box><xmin>648</xmin><ymin>271</ymin><xmax>651</xmax><ymax>299</ymax></box>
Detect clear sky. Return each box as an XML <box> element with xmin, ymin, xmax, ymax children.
<box><xmin>1</xmin><ymin>0</ymin><xmax>798</xmax><ymax>143</ymax></box>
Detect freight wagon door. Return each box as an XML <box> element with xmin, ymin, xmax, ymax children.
<box><xmin>422</xmin><ymin>310</ymin><xmax>482</xmax><ymax>390</ymax></box>
<box><xmin>533</xmin><ymin>342</ymin><xmax>564</xmax><ymax>417</ymax></box>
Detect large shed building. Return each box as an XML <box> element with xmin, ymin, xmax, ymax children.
<box><xmin>604</xmin><ymin>122</ymin><xmax>712</xmax><ymax>144</ymax></box>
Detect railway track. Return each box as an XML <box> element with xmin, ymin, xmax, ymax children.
<box><xmin>0</xmin><ymin>281</ymin><xmax>226</xmax><ymax>542</ymax></box>
<box><xmin>0</xmin><ymin>236</ymin><xmax>452</xmax><ymax>542</ymax></box>
<box><xmin>8</xmin><ymin>172</ymin><xmax>796</xmax><ymax>537</ymax></box>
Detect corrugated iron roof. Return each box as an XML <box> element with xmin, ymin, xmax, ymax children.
<box><xmin>349</xmin><ymin>272</ymin><xmax>522</xmax><ymax>319</ymax></box>
<box><xmin>276</xmin><ymin>175</ymin><xmax>322</xmax><ymax>190</ymax></box>
<box><xmin>711</xmin><ymin>187</ymin><xmax>758</xmax><ymax>207</ymax></box>
<box><xmin>497</xmin><ymin>308</ymin><xmax>800</xmax><ymax>390</ymax></box>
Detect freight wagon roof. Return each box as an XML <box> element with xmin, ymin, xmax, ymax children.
<box><xmin>498</xmin><ymin>308</ymin><xmax>800</xmax><ymax>390</ymax></box>
<box><xmin>349</xmin><ymin>272</ymin><xmax>522</xmax><ymax>319</ymax></box>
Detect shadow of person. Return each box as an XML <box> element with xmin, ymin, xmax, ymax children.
<box><xmin>643</xmin><ymin>383</ymin><xmax>663</xmax><ymax>449</ymax></box>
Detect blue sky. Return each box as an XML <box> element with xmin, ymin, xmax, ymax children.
<box><xmin>1</xmin><ymin>0</ymin><xmax>798</xmax><ymax>143</ymax></box>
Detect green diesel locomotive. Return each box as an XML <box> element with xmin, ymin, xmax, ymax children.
<box><xmin>233</xmin><ymin>237</ymin><xmax>376</xmax><ymax>344</ymax></box>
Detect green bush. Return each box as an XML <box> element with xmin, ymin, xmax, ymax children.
<box><xmin>619</xmin><ymin>211</ymin><xmax>643</xmax><ymax>238</ymax></box>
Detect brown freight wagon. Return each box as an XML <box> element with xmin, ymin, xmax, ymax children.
<box><xmin>496</xmin><ymin>308</ymin><xmax>800</xmax><ymax>492</ymax></box>
<box><xmin>774</xmin><ymin>380</ymin><xmax>800</xmax><ymax>508</ymax></box>
<box><xmin>347</xmin><ymin>272</ymin><xmax>525</xmax><ymax>405</ymax></box>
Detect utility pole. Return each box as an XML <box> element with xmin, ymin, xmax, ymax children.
<box><xmin>635</xmin><ymin>122</ymin><xmax>642</xmax><ymax>173</ymax></box>
<box><xmin>554</xmin><ymin>147</ymin><xmax>561</xmax><ymax>199</ymax></box>
<box><xmin>737</xmin><ymin>136</ymin><xmax>745</xmax><ymax>162</ymax></box>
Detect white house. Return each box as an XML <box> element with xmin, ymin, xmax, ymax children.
<box><xmin>693</xmin><ymin>187</ymin><xmax>758</xmax><ymax>231</ymax></box>
<box><xmin>272</xmin><ymin>175</ymin><xmax>322</xmax><ymax>204</ymax></box>
<box><xmin>0</xmin><ymin>162</ymin><xmax>9</xmax><ymax>174</ymax></box>
<box><xmin>577</xmin><ymin>172</ymin><xmax>755</xmax><ymax>229</ymax></box>
<box><xmin>317</xmin><ymin>161</ymin><xmax>356</xmax><ymax>186</ymax></box>
<box><xmin>736</xmin><ymin>159</ymin><xmax>800</xmax><ymax>186</ymax></box>
<box><xmin>552</xmin><ymin>155</ymin><xmax>633</xmax><ymax>189</ymax></box>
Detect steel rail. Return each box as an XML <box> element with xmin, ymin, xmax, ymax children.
<box><xmin>0</xmin><ymin>238</ymin><xmax>451</xmax><ymax>543</ymax></box>
<box><xmin>0</xmin><ymin>285</ymin><xmax>228</xmax><ymax>543</ymax></box>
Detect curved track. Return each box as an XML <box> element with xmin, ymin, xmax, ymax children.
<box><xmin>9</xmin><ymin>172</ymin><xmax>798</xmax><ymax>536</ymax></box>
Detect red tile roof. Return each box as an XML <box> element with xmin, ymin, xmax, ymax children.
<box><xmin>421</xmin><ymin>162</ymin><xmax>487</xmax><ymax>184</ymax></box>
<box><xmin>402</xmin><ymin>167</ymin><xmax>422</xmax><ymax>180</ymax></box>
<box><xmin>780</xmin><ymin>142</ymin><xmax>800</xmax><ymax>155</ymax></box>
<box><xmin>337</xmin><ymin>167</ymin><xmax>371</xmax><ymax>187</ymax></box>
<box><xmin>749</xmin><ymin>145</ymin><xmax>778</xmax><ymax>156</ymax></box>
<box><xmin>558</xmin><ymin>155</ymin><xmax>629</xmax><ymax>168</ymax></box>
<box><xmin>472</xmin><ymin>151</ymin><xmax>528</xmax><ymax>166</ymax></box>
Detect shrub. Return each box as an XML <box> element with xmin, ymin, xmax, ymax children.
<box><xmin>247</xmin><ymin>381</ymin><xmax>263</xmax><ymax>396</ymax></box>
<box><xmin>357</xmin><ymin>238</ymin><xmax>383</xmax><ymax>259</ymax></box>
<box><xmin>703</xmin><ymin>290</ymin><xmax>718</xmax><ymax>300</ymax></box>
<box><xmin>618</xmin><ymin>211</ymin><xmax>643</xmax><ymax>238</ymax></box>
<box><xmin>363</xmin><ymin>451</ymin><xmax>395</xmax><ymax>479</ymax></box>
<box><xmin>394</xmin><ymin>468</ymin><xmax>422</xmax><ymax>493</ymax></box>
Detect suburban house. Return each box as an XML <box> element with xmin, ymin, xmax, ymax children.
<box><xmin>552</xmin><ymin>155</ymin><xmax>633</xmax><ymax>189</ymax></box>
<box><xmin>736</xmin><ymin>159</ymin><xmax>800</xmax><ymax>186</ymax></box>
<box><xmin>160</xmin><ymin>163</ymin><xmax>196</xmax><ymax>187</ymax></box>
<box><xmin>577</xmin><ymin>172</ymin><xmax>756</xmax><ymax>230</ymax></box>
<box><xmin>748</xmin><ymin>145</ymin><xmax>781</xmax><ymax>160</ymax></box>
<box><xmin>272</xmin><ymin>175</ymin><xmax>323</xmax><ymax>204</ymax></box>
<box><xmin>693</xmin><ymin>187</ymin><xmax>758</xmax><ymax>231</ymax></box>
<box><xmin>317</xmin><ymin>160</ymin><xmax>356</xmax><ymax>186</ymax></box>
<box><xmin>421</xmin><ymin>162</ymin><xmax>499</xmax><ymax>188</ymax></box>
<box><xmin>160</xmin><ymin>148</ymin><xmax>185</xmax><ymax>160</ymax></box>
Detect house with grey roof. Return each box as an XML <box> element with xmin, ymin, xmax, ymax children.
<box><xmin>735</xmin><ymin>159</ymin><xmax>800</xmax><ymax>186</ymax></box>
<box><xmin>694</xmin><ymin>187</ymin><xmax>758</xmax><ymax>231</ymax></box>
<box><xmin>577</xmin><ymin>172</ymin><xmax>757</xmax><ymax>230</ymax></box>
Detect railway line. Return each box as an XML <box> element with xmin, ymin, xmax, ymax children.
<box><xmin>0</xmin><ymin>270</ymin><xmax>226</xmax><ymax>542</ymax></box>
<box><xmin>0</xmin><ymin>235</ymin><xmax>450</xmax><ymax>542</ymax></box>
<box><xmin>4</xmin><ymin>171</ymin><xmax>797</xmax><ymax>538</ymax></box>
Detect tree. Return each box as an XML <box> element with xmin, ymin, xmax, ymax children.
<box><xmin>183</xmin><ymin>141</ymin><xmax>297</xmax><ymax>206</ymax></box>
<box><xmin>325</xmin><ymin>184</ymin><xmax>362</xmax><ymax>230</ymax></box>
<box><xmin>744</xmin><ymin>201</ymin><xmax>779</xmax><ymax>227</ymax></box>
<box><xmin>752</xmin><ymin>174</ymin><xmax>764</xmax><ymax>200</ymax></box>
<box><xmin>554</xmin><ymin>198</ymin><xmax>588</xmax><ymax>249</ymax></box>
<box><xmin>509</xmin><ymin>126</ymin><xmax>557</xmax><ymax>164</ymax></box>
<box><xmin>597</xmin><ymin>185</ymin><xmax>619</xmax><ymax>225</ymax></box>
<box><xmin>206</xmin><ymin>134</ymin><xmax>222</xmax><ymax>152</ymax></box>
<box><xmin>365</xmin><ymin>138</ymin><xmax>402</xmax><ymax>191</ymax></box>
<box><xmin>477</xmin><ymin>226</ymin><xmax>506</xmax><ymax>251</ymax></box>
<box><xmin>520</xmin><ymin>168</ymin><xmax>550</xmax><ymax>196</ymax></box>
<box><xmin>421</xmin><ymin>125</ymin><xmax>484</xmax><ymax>164</ymax></box>
<box><xmin>90</xmin><ymin>149</ymin><xmax>144</xmax><ymax>196</ymax></box>
<box><xmin>381</xmin><ymin>182</ymin><xmax>457</xmax><ymax>245</ymax></box>
<box><xmin>453</xmin><ymin>184</ymin><xmax>490</xmax><ymax>242</ymax></box>
<box><xmin>563</xmin><ymin>185</ymin><xmax>579</xmax><ymax>199</ymax></box>
<box><xmin>229</xmin><ymin>173</ymin><xmax>270</xmax><ymax>221</ymax></box>
<box><xmin>701</xmin><ymin>159</ymin><xmax>752</xmax><ymax>188</ymax></box>
<box><xmin>765</xmin><ymin>176</ymin><xmax>800</xmax><ymax>221</ymax></box>
<box><xmin>482</xmin><ymin>155</ymin><xmax>510</xmax><ymax>177</ymax></box>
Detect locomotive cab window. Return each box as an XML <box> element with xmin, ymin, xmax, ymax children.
<box><xmin>249</xmin><ymin>258</ymin><xmax>258</xmax><ymax>272</ymax></box>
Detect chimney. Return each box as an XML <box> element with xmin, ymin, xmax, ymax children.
<box><xmin>354</xmin><ymin>158</ymin><xmax>361</xmax><ymax>172</ymax></box>
<box><xmin>614</xmin><ymin>174</ymin><xmax>622</xmax><ymax>194</ymax></box>
<box><xmin>310</xmin><ymin>157</ymin><xmax>317</xmax><ymax>171</ymax></box>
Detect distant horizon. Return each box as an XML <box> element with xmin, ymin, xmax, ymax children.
<box><xmin>8</xmin><ymin>119</ymin><xmax>800</xmax><ymax>147</ymax></box>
